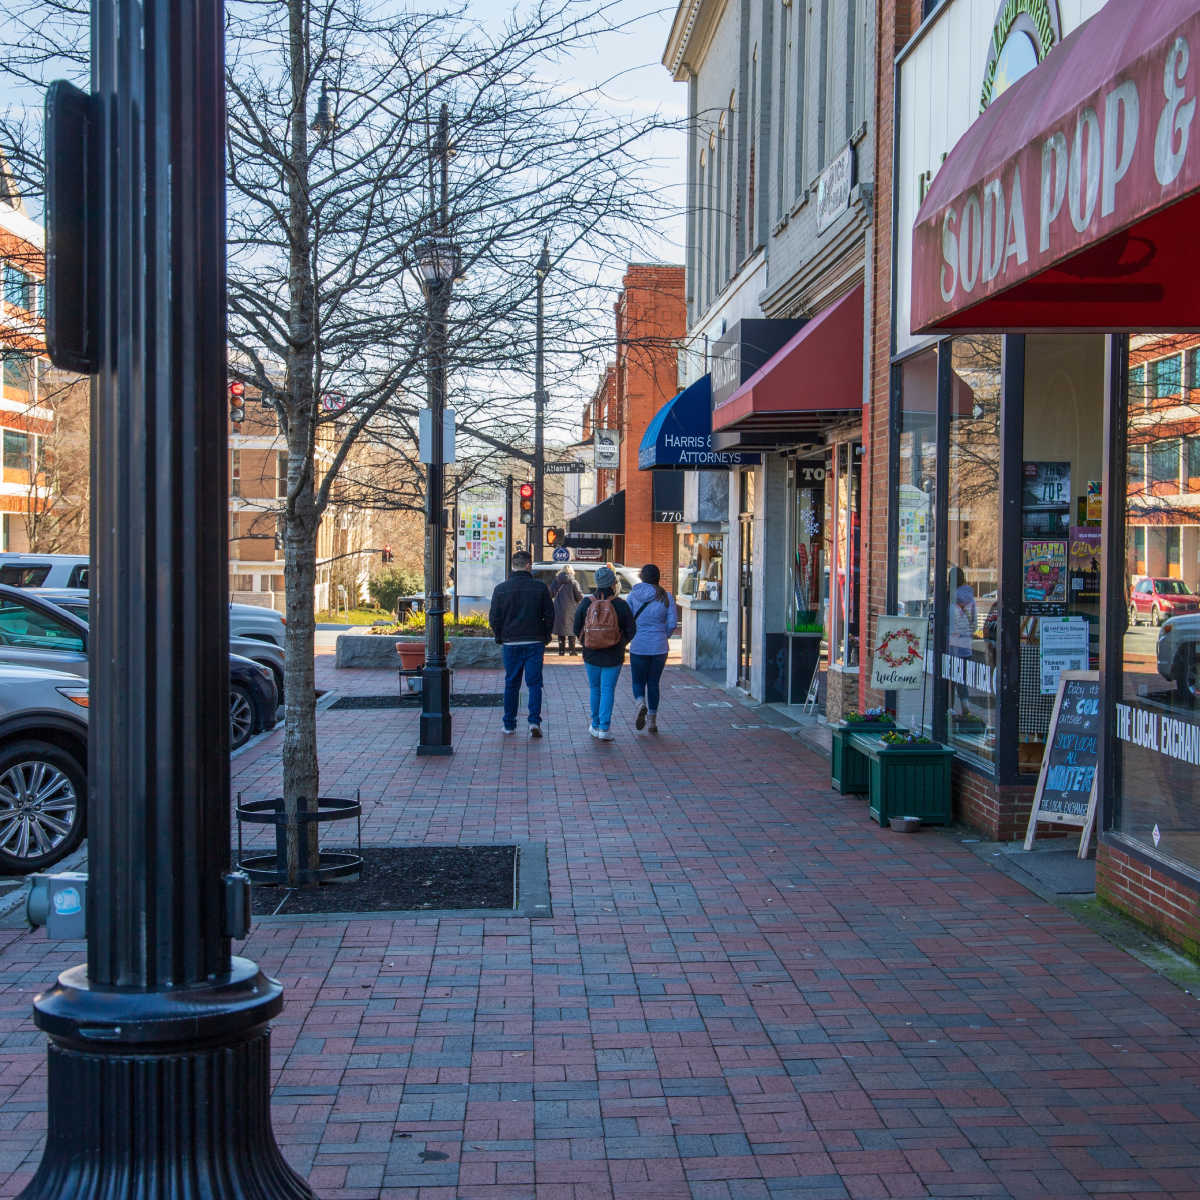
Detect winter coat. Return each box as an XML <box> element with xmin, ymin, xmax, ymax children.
<box><xmin>572</xmin><ymin>589</ymin><xmax>637</xmax><ymax>668</ymax></box>
<box><xmin>625</xmin><ymin>582</ymin><xmax>678</xmax><ymax>657</ymax></box>
<box><xmin>488</xmin><ymin>571</ymin><xmax>554</xmax><ymax>644</ymax></box>
<box><xmin>549</xmin><ymin>571</ymin><xmax>583</xmax><ymax>637</ymax></box>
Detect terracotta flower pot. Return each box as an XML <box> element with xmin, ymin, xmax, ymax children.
<box><xmin>395</xmin><ymin>642</ymin><xmax>425</xmax><ymax>670</ymax></box>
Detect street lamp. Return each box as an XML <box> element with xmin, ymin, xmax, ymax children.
<box><xmin>31</xmin><ymin>0</ymin><xmax>309</xmax><ymax>1195</ymax></box>
<box><xmin>415</xmin><ymin>104</ymin><xmax>457</xmax><ymax>756</ymax></box>
<box><xmin>533</xmin><ymin>237</ymin><xmax>550</xmax><ymax>560</ymax></box>
<box><xmin>310</xmin><ymin>79</ymin><xmax>335</xmax><ymax>139</ymax></box>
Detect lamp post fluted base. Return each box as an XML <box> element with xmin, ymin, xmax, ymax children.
<box><xmin>22</xmin><ymin>960</ymin><xmax>313</xmax><ymax>1200</ymax></box>
<box><xmin>417</xmin><ymin>661</ymin><xmax>453</xmax><ymax>756</ymax></box>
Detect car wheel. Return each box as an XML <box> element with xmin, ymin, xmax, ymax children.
<box><xmin>1175</xmin><ymin>650</ymin><xmax>1199</xmax><ymax>704</ymax></box>
<box><xmin>0</xmin><ymin>740</ymin><xmax>85</xmax><ymax>874</ymax></box>
<box><xmin>1152</xmin><ymin>605</ymin><xmax>1163</xmax><ymax>626</ymax></box>
<box><xmin>1129</xmin><ymin>604</ymin><xmax>1139</xmax><ymax>627</ymax></box>
<box><xmin>230</xmin><ymin>684</ymin><xmax>256</xmax><ymax>750</ymax></box>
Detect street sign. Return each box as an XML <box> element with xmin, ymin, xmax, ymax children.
<box><xmin>321</xmin><ymin>391</ymin><xmax>348</xmax><ymax>413</ymax></box>
<box><xmin>552</xmin><ymin>546</ymin><xmax>570</xmax><ymax>562</ymax></box>
<box><xmin>545</xmin><ymin>461</ymin><xmax>586</xmax><ymax>474</ymax></box>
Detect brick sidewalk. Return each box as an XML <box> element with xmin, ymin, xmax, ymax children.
<box><xmin>1</xmin><ymin>659</ymin><xmax>1199</xmax><ymax>1198</ymax></box>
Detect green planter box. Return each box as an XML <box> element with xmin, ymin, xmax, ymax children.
<box><xmin>831</xmin><ymin>722</ymin><xmax>902</xmax><ymax>794</ymax></box>
<box><xmin>859</xmin><ymin>738</ymin><xmax>955</xmax><ymax>826</ymax></box>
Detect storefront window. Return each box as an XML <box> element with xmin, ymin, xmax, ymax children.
<box><xmin>1017</xmin><ymin>335</ymin><xmax>1105</xmax><ymax>774</ymax></box>
<box><xmin>832</xmin><ymin>443</ymin><xmax>861</xmax><ymax>666</ymax></box>
<box><xmin>944</xmin><ymin>336</ymin><xmax>1001</xmax><ymax>764</ymax></box>
<box><xmin>788</xmin><ymin>460</ymin><xmax>825</xmax><ymax>632</ymax></box>
<box><xmin>894</xmin><ymin>350</ymin><xmax>937</xmax><ymax>734</ymax></box>
<box><xmin>677</xmin><ymin>529</ymin><xmax>724</xmax><ymax>605</ymax></box>
<box><xmin>1115</xmin><ymin>334</ymin><xmax>1200</xmax><ymax>873</ymax></box>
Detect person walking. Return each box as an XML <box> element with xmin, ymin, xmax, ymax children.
<box><xmin>573</xmin><ymin>564</ymin><xmax>636</xmax><ymax>742</ymax></box>
<box><xmin>488</xmin><ymin>549</ymin><xmax>554</xmax><ymax>737</ymax></box>
<box><xmin>549</xmin><ymin>564</ymin><xmax>582</xmax><ymax>655</ymax></box>
<box><xmin>626</xmin><ymin>563</ymin><xmax>678</xmax><ymax>734</ymax></box>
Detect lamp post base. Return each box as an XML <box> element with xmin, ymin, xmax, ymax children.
<box><xmin>22</xmin><ymin>960</ymin><xmax>313</xmax><ymax>1200</ymax></box>
<box><xmin>417</xmin><ymin>661</ymin><xmax>453</xmax><ymax>756</ymax></box>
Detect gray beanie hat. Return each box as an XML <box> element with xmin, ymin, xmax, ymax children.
<box><xmin>595</xmin><ymin>565</ymin><xmax>616</xmax><ymax>589</ymax></box>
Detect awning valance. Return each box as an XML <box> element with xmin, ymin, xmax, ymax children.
<box><xmin>638</xmin><ymin>376</ymin><xmax>759</xmax><ymax>469</ymax></box>
<box><xmin>567</xmin><ymin>490</ymin><xmax>624</xmax><ymax>536</ymax></box>
<box><xmin>913</xmin><ymin>0</ymin><xmax>1200</xmax><ymax>334</ymax></box>
<box><xmin>712</xmin><ymin>285</ymin><xmax>864</xmax><ymax>434</ymax></box>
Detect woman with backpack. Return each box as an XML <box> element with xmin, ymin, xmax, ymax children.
<box><xmin>573</xmin><ymin>564</ymin><xmax>636</xmax><ymax>741</ymax></box>
<box><xmin>625</xmin><ymin>564</ymin><xmax>678</xmax><ymax>734</ymax></box>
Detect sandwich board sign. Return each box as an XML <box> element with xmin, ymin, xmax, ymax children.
<box><xmin>1025</xmin><ymin>670</ymin><xmax>1100</xmax><ymax>857</ymax></box>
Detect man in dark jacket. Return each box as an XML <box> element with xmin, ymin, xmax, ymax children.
<box><xmin>489</xmin><ymin>549</ymin><xmax>554</xmax><ymax>737</ymax></box>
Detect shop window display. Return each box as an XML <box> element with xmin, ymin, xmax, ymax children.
<box><xmin>788</xmin><ymin>461</ymin><xmax>825</xmax><ymax>633</ymax></box>
<box><xmin>894</xmin><ymin>350</ymin><xmax>937</xmax><ymax>735</ymax></box>
<box><xmin>678</xmin><ymin>530</ymin><xmax>723</xmax><ymax>604</ymax></box>
<box><xmin>1116</xmin><ymin>334</ymin><xmax>1200</xmax><ymax>873</ymax></box>
<box><xmin>1016</xmin><ymin>335</ymin><xmax>1105</xmax><ymax>774</ymax></box>
<box><xmin>944</xmin><ymin>336</ymin><xmax>1001</xmax><ymax>764</ymax></box>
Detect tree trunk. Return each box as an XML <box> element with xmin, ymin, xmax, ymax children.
<box><xmin>280</xmin><ymin>0</ymin><xmax>321</xmax><ymax>884</ymax></box>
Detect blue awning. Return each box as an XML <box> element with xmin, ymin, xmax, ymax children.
<box><xmin>637</xmin><ymin>376</ymin><xmax>759</xmax><ymax>470</ymax></box>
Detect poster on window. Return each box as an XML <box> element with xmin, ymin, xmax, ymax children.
<box><xmin>1022</xmin><ymin>538</ymin><xmax>1068</xmax><ymax>612</ymax></box>
<box><xmin>896</xmin><ymin>483</ymin><xmax>931</xmax><ymax>607</ymax></box>
<box><xmin>455</xmin><ymin>491</ymin><xmax>508</xmax><ymax>598</ymax></box>
<box><xmin>1068</xmin><ymin>527</ymin><xmax>1101</xmax><ymax>600</ymax></box>
<box><xmin>871</xmin><ymin>615</ymin><xmax>928</xmax><ymax>691</ymax></box>
<box><xmin>1038</xmin><ymin>617</ymin><xmax>1089</xmax><ymax>695</ymax></box>
<box><xmin>1022</xmin><ymin>461</ymin><xmax>1071</xmax><ymax>535</ymax></box>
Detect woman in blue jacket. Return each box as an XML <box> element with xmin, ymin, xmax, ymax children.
<box><xmin>625</xmin><ymin>564</ymin><xmax>678</xmax><ymax>733</ymax></box>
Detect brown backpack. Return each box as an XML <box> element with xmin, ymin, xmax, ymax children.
<box><xmin>581</xmin><ymin>594</ymin><xmax>621</xmax><ymax>649</ymax></box>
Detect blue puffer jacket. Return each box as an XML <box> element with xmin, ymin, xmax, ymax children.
<box><xmin>626</xmin><ymin>582</ymin><xmax>678</xmax><ymax>656</ymax></box>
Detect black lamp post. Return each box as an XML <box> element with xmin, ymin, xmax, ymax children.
<box><xmin>30</xmin><ymin>0</ymin><xmax>310</xmax><ymax>1196</ymax></box>
<box><xmin>415</xmin><ymin>103</ymin><xmax>457</xmax><ymax>757</ymax></box>
<box><xmin>533</xmin><ymin>238</ymin><xmax>550</xmax><ymax>560</ymax></box>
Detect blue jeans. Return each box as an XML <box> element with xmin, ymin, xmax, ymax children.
<box><xmin>629</xmin><ymin>652</ymin><xmax>668</xmax><ymax>713</ymax></box>
<box><xmin>584</xmin><ymin>663</ymin><xmax>621</xmax><ymax>731</ymax></box>
<box><xmin>502</xmin><ymin>643</ymin><xmax>544</xmax><ymax>728</ymax></box>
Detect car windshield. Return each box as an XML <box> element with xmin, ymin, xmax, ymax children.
<box><xmin>1156</xmin><ymin>579</ymin><xmax>1193</xmax><ymax>595</ymax></box>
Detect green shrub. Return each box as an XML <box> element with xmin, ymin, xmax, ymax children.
<box><xmin>368</xmin><ymin>566</ymin><xmax>424</xmax><ymax>613</ymax></box>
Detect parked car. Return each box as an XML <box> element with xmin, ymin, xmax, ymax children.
<box><xmin>0</xmin><ymin>553</ymin><xmax>89</xmax><ymax>590</ymax></box>
<box><xmin>1157</xmin><ymin>613</ymin><xmax>1200</xmax><ymax>701</ymax></box>
<box><xmin>28</xmin><ymin>589</ymin><xmax>285</xmax><ymax>700</ymax></box>
<box><xmin>0</xmin><ymin>664</ymin><xmax>89</xmax><ymax>875</ymax></box>
<box><xmin>1129</xmin><ymin>577</ymin><xmax>1200</xmax><ymax>626</ymax></box>
<box><xmin>0</xmin><ymin>585</ymin><xmax>277</xmax><ymax>749</ymax></box>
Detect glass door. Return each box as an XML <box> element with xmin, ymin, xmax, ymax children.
<box><xmin>738</xmin><ymin>470</ymin><xmax>755</xmax><ymax>688</ymax></box>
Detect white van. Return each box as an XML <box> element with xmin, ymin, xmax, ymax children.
<box><xmin>0</xmin><ymin>554</ymin><xmax>89</xmax><ymax>590</ymax></box>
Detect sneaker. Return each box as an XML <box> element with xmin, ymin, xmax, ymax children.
<box><xmin>502</xmin><ymin>725</ymin><xmax>516</xmax><ymax>735</ymax></box>
<box><xmin>635</xmin><ymin>701</ymin><xmax>647</xmax><ymax>730</ymax></box>
<box><xmin>530</xmin><ymin>724</ymin><xmax>542</xmax><ymax>738</ymax></box>
<box><xmin>588</xmin><ymin>725</ymin><xmax>598</xmax><ymax>738</ymax></box>
<box><xmin>648</xmin><ymin>713</ymin><xmax>658</xmax><ymax>734</ymax></box>
<box><xmin>596</xmin><ymin>729</ymin><xmax>614</xmax><ymax>741</ymax></box>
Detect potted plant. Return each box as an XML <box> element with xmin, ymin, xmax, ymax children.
<box><xmin>831</xmin><ymin>707</ymin><xmax>900</xmax><ymax>794</ymax></box>
<box><xmin>863</xmin><ymin>730</ymin><xmax>955</xmax><ymax>827</ymax></box>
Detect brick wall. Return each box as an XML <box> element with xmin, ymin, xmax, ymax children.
<box><xmin>1097</xmin><ymin>842</ymin><xmax>1200</xmax><ymax>957</ymax></box>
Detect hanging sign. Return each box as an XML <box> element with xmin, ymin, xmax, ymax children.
<box><xmin>593</xmin><ymin>429</ymin><xmax>619</xmax><ymax>470</ymax></box>
<box><xmin>870</xmin><ymin>615</ymin><xmax>928</xmax><ymax>691</ymax></box>
<box><xmin>1025</xmin><ymin>671</ymin><xmax>1100</xmax><ymax>856</ymax></box>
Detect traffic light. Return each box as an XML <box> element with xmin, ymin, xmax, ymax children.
<box><xmin>229</xmin><ymin>380</ymin><xmax>246</xmax><ymax>423</ymax></box>
<box><xmin>381</xmin><ymin>545</ymin><xmax>394</xmax><ymax>563</ymax></box>
<box><xmin>545</xmin><ymin>526</ymin><xmax>565</xmax><ymax>546</ymax></box>
<box><xmin>518</xmin><ymin>481</ymin><xmax>534</xmax><ymax>525</ymax></box>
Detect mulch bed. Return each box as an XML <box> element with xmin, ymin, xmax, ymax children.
<box><xmin>250</xmin><ymin>844</ymin><xmax>517</xmax><ymax>915</ymax></box>
<box><xmin>328</xmin><ymin>693</ymin><xmax>503</xmax><ymax>710</ymax></box>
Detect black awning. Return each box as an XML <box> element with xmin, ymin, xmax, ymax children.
<box><xmin>567</xmin><ymin>489</ymin><xmax>625</xmax><ymax>535</ymax></box>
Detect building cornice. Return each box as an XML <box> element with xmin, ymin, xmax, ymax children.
<box><xmin>662</xmin><ymin>0</ymin><xmax>729</xmax><ymax>81</ymax></box>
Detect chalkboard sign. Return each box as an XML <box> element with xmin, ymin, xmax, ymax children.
<box><xmin>1025</xmin><ymin>670</ymin><xmax>1100</xmax><ymax>857</ymax></box>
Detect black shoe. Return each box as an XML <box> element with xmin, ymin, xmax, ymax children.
<box><xmin>530</xmin><ymin>724</ymin><xmax>542</xmax><ymax>738</ymax></box>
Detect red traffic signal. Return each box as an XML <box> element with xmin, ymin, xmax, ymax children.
<box><xmin>518</xmin><ymin>481</ymin><xmax>534</xmax><ymax>524</ymax></box>
<box><xmin>229</xmin><ymin>380</ymin><xmax>246</xmax><ymax>423</ymax></box>
<box><xmin>518</xmin><ymin>482</ymin><xmax>534</xmax><ymax>499</ymax></box>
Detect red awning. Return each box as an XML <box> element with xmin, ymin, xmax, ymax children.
<box><xmin>712</xmin><ymin>285</ymin><xmax>863</xmax><ymax>433</ymax></box>
<box><xmin>912</xmin><ymin>0</ymin><xmax>1200</xmax><ymax>334</ymax></box>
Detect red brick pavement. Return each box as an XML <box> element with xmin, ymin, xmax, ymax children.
<box><xmin>0</xmin><ymin>656</ymin><xmax>1198</xmax><ymax>1198</ymax></box>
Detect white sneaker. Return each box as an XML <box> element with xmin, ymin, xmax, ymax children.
<box><xmin>596</xmin><ymin>729</ymin><xmax>614</xmax><ymax>741</ymax></box>
<box><xmin>502</xmin><ymin>725</ymin><xmax>516</xmax><ymax>735</ymax></box>
<box><xmin>588</xmin><ymin>725</ymin><xmax>598</xmax><ymax>738</ymax></box>
<box><xmin>635</xmin><ymin>702</ymin><xmax>648</xmax><ymax>731</ymax></box>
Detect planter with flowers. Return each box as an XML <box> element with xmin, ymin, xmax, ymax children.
<box><xmin>831</xmin><ymin>707</ymin><xmax>902</xmax><ymax>794</ymax></box>
<box><xmin>862</xmin><ymin>730</ymin><xmax>955</xmax><ymax>827</ymax></box>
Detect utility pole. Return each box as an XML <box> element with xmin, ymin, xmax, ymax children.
<box><xmin>416</xmin><ymin>102</ymin><xmax>455</xmax><ymax>756</ymax></box>
<box><xmin>505</xmin><ymin>474</ymin><xmax>514</xmax><ymax>568</ymax></box>
<box><xmin>533</xmin><ymin>238</ymin><xmax>550</xmax><ymax>560</ymax></box>
<box><xmin>31</xmin><ymin>1</ymin><xmax>308</xmax><ymax>1194</ymax></box>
